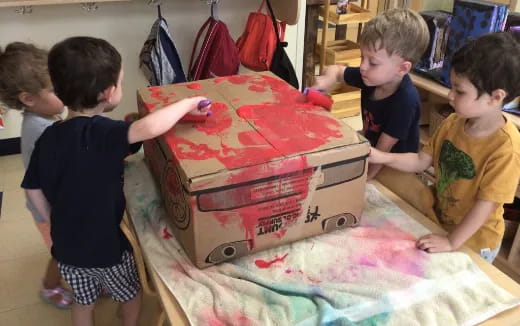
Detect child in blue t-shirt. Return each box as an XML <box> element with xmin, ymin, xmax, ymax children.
<box><xmin>21</xmin><ymin>37</ymin><xmax>211</xmax><ymax>326</ymax></box>
<box><xmin>313</xmin><ymin>8</ymin><xmax>430</xmax><ymax>179</ymax></box>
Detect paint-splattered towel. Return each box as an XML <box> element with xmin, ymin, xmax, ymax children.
<box><xmin>124</xmin><ymin>157</ymin><xmax>520</xmax><ymax>326</ymax></box>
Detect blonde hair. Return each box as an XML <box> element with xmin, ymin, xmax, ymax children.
<box><xmin>0</xmin><ymin>42</ymin><xmax>50</xmax><ymax>111</ymax></box>
<box><xmin>359</xmin><ymin>8</ymin><xmax>430</xmax><ymax>65</ymax></box>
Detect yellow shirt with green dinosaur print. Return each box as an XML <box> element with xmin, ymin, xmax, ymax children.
<box><xmin>423</xmin><ymin>113</ymin><xmax>520</xmax><ymax>252</ymax></box>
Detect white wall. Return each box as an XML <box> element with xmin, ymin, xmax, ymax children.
<box><xmin>0</xmin><ymin>0</ymin><xmax>305</xmax><ymax>140</ymax></box>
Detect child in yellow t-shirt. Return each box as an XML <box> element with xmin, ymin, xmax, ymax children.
<box><xmin>369</xmin><ymin>32</ymin><xmax>520</xmax><ymax>263</ymax></box>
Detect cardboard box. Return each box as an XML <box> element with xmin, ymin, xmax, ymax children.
<box><xmin>137</xmin><ymin>73</ymin><xmax>369</xmax><ymax>268</ymax></box>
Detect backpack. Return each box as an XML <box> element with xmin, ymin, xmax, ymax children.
<box><xmin>188</xmin><ymin>6</ymin><xmax>240</xmax><ymax>81</ymax></box>
<box><xmin>236</xmin><ymin>0</ymin><xmax>286</xmax><ymax>72</ymax></box>
<box><xmin>139</xmin><ymin>6</ymin><xmax>186</xmax><ymax>86</ymax></box>
<box><xmin>266</xmin><ymin>0</ymin><xmax>299</xmax><ymax>89</ymax></box>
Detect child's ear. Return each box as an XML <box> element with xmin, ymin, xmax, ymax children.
<box><xmin>100</xmin><ymin>85</ymin><xmax>116</xmax><ymax>104</ymax></box>
<box><xmin>399</xmin><ymin>60</ymin><xmax>412</xmax><ymax>76</ymax></box>
<box><xmin>18</xmin><ymin>92</ymin><xmax>36</xmax><ymax>108</ymax></box>
<box><xmin>489</xmin><ymin>89</ymin><xmax>506</xmax><ymax>106</ymax></box>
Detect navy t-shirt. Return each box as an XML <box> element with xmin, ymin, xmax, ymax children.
<box><xmin>344</xmin><ymin>67</ymin><xmax>420</xmax><ymax>153</ymax></box>
<box><xmin>21</xmin><ymin>116</ymin><xmax>142</xmax><ymax>268</ymax></box>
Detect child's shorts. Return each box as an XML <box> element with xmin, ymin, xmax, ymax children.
<box><xmin>58</xmin><ymin>251</ymin><xmax>141</xmax><ymax>305</ymax></box>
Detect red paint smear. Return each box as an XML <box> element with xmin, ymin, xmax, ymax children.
<box><xmin>273</xmin><ymin>229</ymin><xmax>287</xmax><ymax>239</ymax></box>
<box><xmin>248</xmin><ymin>84</ymin><xmax>266</xmax><ymax>93</ymax></box>
<box><xmin>298</xmin><ymin>269</ymin><xmax>322</xmax><ymax>283</ymax></box>
<box><xmin>232</xmin><ymin>98</ymin><xmax>240</xmax><ymax>102</ymax></box>
<box><xmin>237</xmin><ymin>103</ymin><xmax>342</xmax><ymax>156</ymax></box>
<box><xmin>201</xmin><ymin>157</ymin><xmax>311</xmax><ymax>247</ymax></box>
<box><xmin>237</xmin><ymin>130</ymin><xmax>268</xmax><ymax>146</ymax></box>
<box><xmin>162</xmin><ymin>227</ymin><xmax>173</xmax><ymax>240</ymax></box>
<box><xmin>255</xmin><ymin>253</ymin><xmax>289</xmax><ymax>268</ymax></box>
<box><xmin>350</xmin><ymin>225</ymin><xmax>428</xmax><ymax>277</ymax></box>
<box><xmin>194</xmin><ymin>102</ymin><xmax>232</xmax><ymax>135</ymax></box>
<box><xmin>204</xmin><ymin>310</ymin><xmax>257</xmax><ymax>326</ymax></box>
<box><xmin>187</xmin><ymin>83</ymin><xmax>202</xmax><ymax>90</ymax></box>
<box><xmin>214</xmin><ymin>74</ymin><xmax>252</xmax><ymax>85</ymax></box>
<box><xmin>285</xmin><ymin>269</ymin><xmax>292</xmax><ymax>274</ymax></box>
<box><xmin>225</xmin><ymin>157</ymin><xmax>311</xmax><ymax>247</ymax></box>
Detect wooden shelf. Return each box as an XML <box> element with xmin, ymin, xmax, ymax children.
<box><xmin>315</xmin><ymin>40</ymin><xmax>361</xmax><ymax>66</ymax></box>
<box><xmin>329</xmin><ymin>83</ymin><xmax>361</xmax><ymax>118</ymax></box>
<box><xmin>319</xmin><ymin>3</ymin><xmax>374</xmax><ymax>25</ymax></box>
<box><xmin>0</xmin><ymin>0</ymin><xmax>129</xmax><ymax>7</ymax></box>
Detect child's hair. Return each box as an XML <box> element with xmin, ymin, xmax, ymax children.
<box><xmin>451</xmin><ymin>32</ymin><xmax>520</xmax><ymax>104</ymax></box>
<box><xmin>48</xmin><ymin>36</ymin><xmax>121</xmax><ymax>111</ymax></box>
<box><xmin>0</xmin><ymin>43</ymin><xmax>50</xmax><ymax>110</ymax></box>
<box><xmin>359</xmin><ymin>8</ymin><xmax>430</xmax><ymax>66</ymax></box>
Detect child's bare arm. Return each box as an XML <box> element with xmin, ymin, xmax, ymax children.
<box><xmin>128</xmin><ymin>96</ymin><xmax>209</xmax><ymax>144</ymax></box>
<box><xmin>312</xmin><ymin>65</ymin><xmax>347</xmax><ymax>92</ymax></box>
<box><xmin>25</xmin><ymin>189</ymin><xmax>51</xmax><ymax>223</ymax></box>
<box><xmin>367</xmin><ymin>133</ymin><xmax>398</xmax><ymax>180</ymax></box>
<box><xmin>369</xmin><ymin>147</ymin><xmax>432</xmax><ymax>173</ymax></box>
<box><xmin>417</xmin><ymin>199</ymin><xmax>498</xmax><ymax>252</ymax></box>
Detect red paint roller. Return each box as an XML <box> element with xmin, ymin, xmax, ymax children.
<box><xmin>180</xmin><ymin>99</ymin><xmax>213</xmax><ymax>123</ymax></box>
<box><xmin>303</xmin><ymin>88</ymin><xmax>333</xmax><ymax>111</ymax></box>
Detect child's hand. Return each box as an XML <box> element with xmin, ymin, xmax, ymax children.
<box><xmin>186</xmin><ymin>96</ymin><xmax>212</xmax><ymax>116</ymax></box>
<box><xmin>416</xmin><ymin>234</ymin><xmax>454</xmax><ymax>253</ymax></box>
<box><xmin>368</xmin><ymin>147</ymin><xmax>385</xmax><ymax>164</ymax></box>
<box><xmin>312</xmin><ymin>65</ymin><xmax>343</xmax><ymax>92</ymax></box>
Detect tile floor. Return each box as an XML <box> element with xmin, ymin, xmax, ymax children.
<box><xmin>0</xmin><ymin>154</ymin><xmax>162</xmax><ymax>326</ymax></box>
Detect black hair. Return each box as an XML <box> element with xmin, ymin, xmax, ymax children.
<box><xmin>48</xmin><ymin>36</ymin><xmax>122</xmax><ymax>111</ymax></box>
<box><xmin>451</xmin><ymin>32</ymin><xmax>520</xmax><ymax>104</ymax></box>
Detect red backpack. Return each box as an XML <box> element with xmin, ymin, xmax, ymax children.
<box><xmin>189</xmin><ymin>14</ymin><xmax>240</xmax><ymax>81</ymax></box>
<box><xmin>236</xmin><ymin>0</ymin><xmax>286</xmax><ymax>71</ymax></box>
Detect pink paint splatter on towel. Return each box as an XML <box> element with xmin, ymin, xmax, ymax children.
<box><xmin>255</xmin><ymin>253</ymin><xmax>289</xmax><ymax>269</ymax></box>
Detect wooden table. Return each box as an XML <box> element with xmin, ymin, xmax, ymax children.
<box><xmin>131</xmin><ymin>180</ymin><xmax>520</xmax><ymax>326</ymax></box>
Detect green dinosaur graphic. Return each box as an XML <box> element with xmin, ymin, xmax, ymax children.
<box><xmin>436</xmin><ymin>140</ymin><xmax>475</xmax><ymax>199</ymax></box>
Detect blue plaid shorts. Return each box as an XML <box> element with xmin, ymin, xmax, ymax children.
<box><xmin>58</xmin><ymin>251</ymin><xmax>141</xmax><ymax>305</ymax></box>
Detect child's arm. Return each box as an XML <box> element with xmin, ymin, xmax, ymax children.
<box><xmin>312</xmin><ymin>65</ymin><xmax>347</xmax><ymax>92</ymax></box>
<box><xmin>367</xmin><ymin>133</ymin><xmax>399</xmax><ymax>180</ymax></box>
<box><xmin>25</xmin><ymin>189</ymin><xmax>51</xmax><ymax>223</ymax></box>
<box><xmin>416</xmin><ymin>199</ymin><xmax>498</xmax><ymax>252</ymax></box>
<box><xmin>128</xmin><ymin>96</ymin><xmax>209</xmax><ymax>144</ymax></box>
<box><xmin>369</xmin><ymin>147</ymin><xmax>433</xmax><ymax>173</ymax></box>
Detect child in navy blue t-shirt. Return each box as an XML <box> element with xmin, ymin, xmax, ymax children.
<box><xmin>313</xmin><ymin>9</ymin><xmax>430</xmax><ymax>179</ymax></box>
<box><xmin>21</xmin><ymin>37</ymin><xmax>210</xmax><ymax>326</ymax></box>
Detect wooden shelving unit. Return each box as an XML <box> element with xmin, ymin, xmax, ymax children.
<box><xmin>319</xmin><ymin>3</ymin><xmax>373</xmax><ymax>25</ymax></box>
<box><xmin>316</xmin><ymin>1</ymin><xmax>374</xmax><ymax>119</ymax></box>
<box><xmin>0</xmin><ymin>0</ymin><xmax>129</xmax><ymax>7</ymax></box>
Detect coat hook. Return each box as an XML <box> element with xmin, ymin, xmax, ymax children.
<box><xmin>14</xmin><ymin>6</ymin><xmax>33</xmax><ymax>14</ymax></box>
<box><xmin>81</xmin><ymin>2</ymin><xmax>99</xmax><ymax>12</ymax></box>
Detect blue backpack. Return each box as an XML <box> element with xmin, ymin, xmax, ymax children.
<box><xmin>139</xmin><ymin>6</ymin><xmax>186</xmax><ymax>86</ymax></box>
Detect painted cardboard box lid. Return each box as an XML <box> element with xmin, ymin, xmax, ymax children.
<box><xmin>137</xmin><ymin>73</ymin><xmax>367</xmax><ymax>191</ymax></box>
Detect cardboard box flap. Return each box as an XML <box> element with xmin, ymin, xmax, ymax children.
<box><xmin>137</xmin><ymin>73</ymin><xmax>366</xmax><ymax>190</ymax></box>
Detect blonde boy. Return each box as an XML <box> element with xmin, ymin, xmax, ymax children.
<box><xmin>313</xmin><ymin>9</ymin><xmax>430</xmax><ymax>179</ymax></box>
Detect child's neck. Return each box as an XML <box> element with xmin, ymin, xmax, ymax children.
<box><xmin>66</xmin><ymin>106</ymin><xmax>104</xmax><ymax>120</ymax></box>
<box><xmin>464</xmin><ymin>109</ymin><xmax>505</xmax><ymax>138</ymax></box>
<box><xmin>373</xmin><ymin>76</ymin><xmax>403</xmax><ymax>101</ymax></box>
